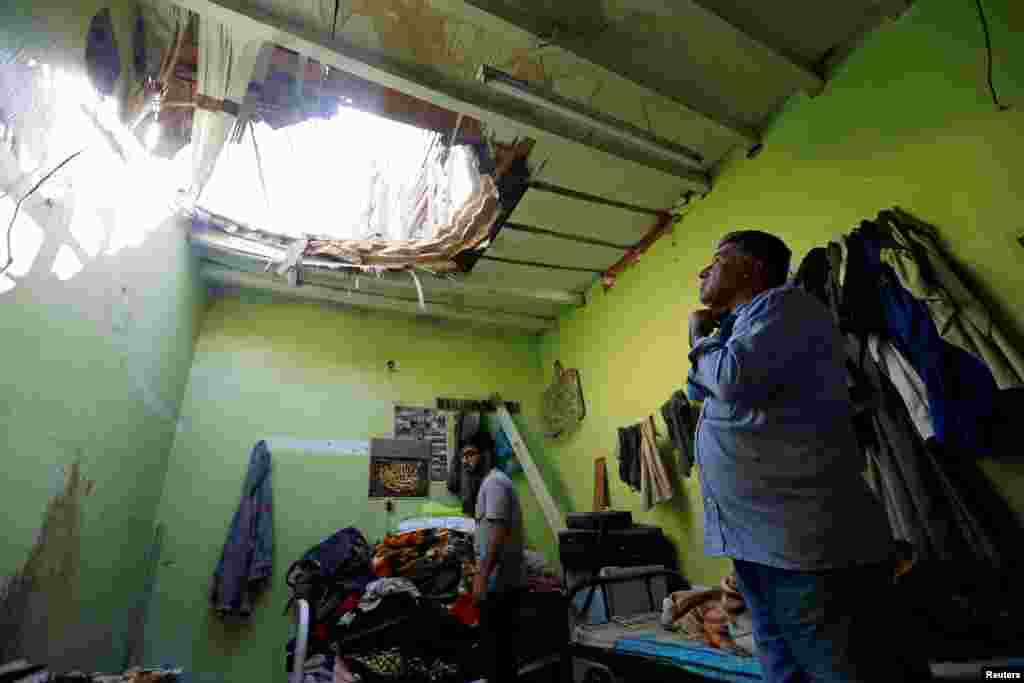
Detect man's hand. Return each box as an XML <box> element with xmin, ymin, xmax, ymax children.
<box><xmin>472</xmin><ymin>572</ymin><xmax>487</xmax><ymax>605</ymax></box>
<box><xmin>689</xmin><ymin>309</ymin><xmax>719</xmax><ymax>347</ymax></box>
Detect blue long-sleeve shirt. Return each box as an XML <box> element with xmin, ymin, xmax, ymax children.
<box><xmin>688</xmin><ymin>285</ymin><xmax>893</xmax><ymax>570</ymax></box>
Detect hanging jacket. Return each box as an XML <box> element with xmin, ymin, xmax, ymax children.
<box><xmin>876</xmin><ymin>260</ymin><xmax>1001</xmax><ymax>458</ymax></box>
<box><xmin>878</xmin><ymin>208</ymin><xmax>1024</xmax><ymax>389</ymax></box>
<box><xmin>839</xmin><ymin>223</ymin><xmax>890</xmax><ymax>337</ymax></box>
<box><xmin>211</xmin><ymin>440</ymin><xmax>274</xmax><ymax>617</ymax></box>
<box><xmin>616</xmin><ymin>425</ymin><xmax>642</xmax><ymax>490</ymax></box>
<box><xmin>842</xmin><ymin>223</ymin><xmax>1002</xmax><ymax>458</ymax></box>
<box><xmin>661</xmin><ymin>391</ymin><xmax>695</xmax><ymax>477</ymax></box>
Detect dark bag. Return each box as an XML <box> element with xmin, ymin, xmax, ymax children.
<box><xmin>284</xmin><ymin>527</ymin><xmax>373</xmax><ymax>619</ymax></box>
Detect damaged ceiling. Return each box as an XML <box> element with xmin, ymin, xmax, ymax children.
<box><xmin>179</xmin><ymin>0</ymin><xmax>914</xmax><ymax>333</ymax></box>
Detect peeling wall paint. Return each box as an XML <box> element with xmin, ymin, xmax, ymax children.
<box><xmin>0</xmin><ymin>461</ymin><xmax>90</xmax><ymax>666</ymax></box>
<box><xmin>0</xmin><ymin>37</ymin><xmax>207</xmax><ymax>666</ymax></box>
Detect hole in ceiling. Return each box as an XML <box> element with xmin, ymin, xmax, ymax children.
<box><xmin>52</xmin><ymin>245</ymin><xmax>83</xmax><ymax>281</ymax></box>
<box><xmin>188</xmin><ymin>45</ymin><xmax>488</xmax><ymax>245</ymax></box>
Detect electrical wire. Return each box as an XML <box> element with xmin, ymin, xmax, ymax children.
<box><xmin>250</xmin><ymin>122</ymin><xmax>273</xmax><ymax>221</ymax></box>
<box><xmin>1</xmin><ymin>150</ymin><xmax>84</xmax><ymax>276</ymax></box>
<box><xmin>408</xmin><ymin>268</ymin><xmax>426</xmax><ymax>312</ymax></box>
<box><xmin>975</xmin><ymin>0</ymin><xmax>1010</xmax><ymax>112</ymax></box>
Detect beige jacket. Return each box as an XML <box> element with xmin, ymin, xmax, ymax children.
<box><xmin>878</xmin><ymin>208</ymin><xmax>1024</xmax><ymax>389</ymax></box>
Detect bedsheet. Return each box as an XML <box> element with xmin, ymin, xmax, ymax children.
<box><xmin>576</xmin><ymin>619</ymin><xmax>1024</xmax><ymax>682</ymax></box>
<box><xmin>574</xmin><ymin>616</ymin><xmax>762</xmax><ymax>682</ymax></box>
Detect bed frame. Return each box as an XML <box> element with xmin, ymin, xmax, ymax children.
<box><xmin>566</xmin><ymin>568</ymin><xmax>750</xmax><ymax>683</ymax></box>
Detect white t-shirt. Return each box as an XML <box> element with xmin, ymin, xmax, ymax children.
<box><xmin>474</xmin><ymin>468</ymin><xmax>525</xmax><ymax>593</ymax></box>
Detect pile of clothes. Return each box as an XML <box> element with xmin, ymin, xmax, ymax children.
<box><xmin>298</xmin><ymin>650</ymin><xmax>461</xmax><ymax>683</ymax></box>
<box><xmin>371</xmin><ymin>528</ymin><xmax>475</xmax><ymax>596</ymax></box>
<box><xmin>660</xmin><ymin>573</ymin><xmax>756</xmax><ymax>657</ymax></box>
<box><xmin>288</xmin><ymin>524</ymin><xmax>562</xmax><ymax>683</ymax></box>
<box><xmin>0</xmin><ymin>663</ymin><xmax>181</xmax><ymax>683</ymax></box>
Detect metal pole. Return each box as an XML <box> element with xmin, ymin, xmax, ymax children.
<box><xmin>502</xmin><ymin>222</ymin><xmax>634</xmax><ymax>251</ymax></box>
<box><xmin>479</xmin><ymin>255</ymin><xmax>605</xmax><ymax>274</ymax></box>
<box><xmin>529</xmin><ymin>181</ymin><xmax>670</xmax><ymax>218</ymax></box>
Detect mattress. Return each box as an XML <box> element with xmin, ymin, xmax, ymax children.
<box><xmin>573</xmin><ymin>615</ymin><xmax>763</xmax><ymax>683</ymax></box>
<box><xmin>576</xmin><ymin>617</ymin><xmax>1024</xmax><ymax>682</ymax></box>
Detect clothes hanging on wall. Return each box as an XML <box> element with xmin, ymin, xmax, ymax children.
<box><xmin>449</xmin><ymin>411</ymin><xmax>482</xmax><ymax>496</ymax></box>
<box><xmin>867</xmin><ymin>335</ymin><xmax>934</xmax><ymax>440</ymax></box>
<box><xmin>459</xmin><ymin>435</ymin><xmax>492</xmax><ymax>516</ymax></box>
<box><xmin>616</xmin><ymin>424</ymin><xmax>642</xmax><ymax>491</ymax></box>
<box><xmin>661</xmin><ymin>390</ymin><xmax>696</xmax><ymax>477</ymax></box>
<box><xmin>795</xmin><ymin>218</ymin><xmax>1024</xmax><ymax>568</ymax></box>
<box><xmin>847</xmin><ymin>220</ymin><xmax>1002</xmax><ymax>458</ymax></box>
<box><xmin>848</xmin><ymin>334</ymin><xmax>1018</xmax><ymax>567</ymax></box>
<box><xmin>210</xmin><ymin>440</ymin><xmax>274</xmax><ymax>617</ymax></box>
<box><xmin>639</xmin><ymin>416</ymin><xmax>674</xmax><ymax>511</ymax></box>
<box><xmin>838</xmin><ymin>225</ymin><xmax>891</xmax><ymax>338</ymax></box>
<box><xmin>877</xmin><ymin>208</ymin><xmax>1024</xmax><ymax>389</ymax></box>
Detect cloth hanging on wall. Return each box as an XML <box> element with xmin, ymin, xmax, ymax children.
<box><xmin>847</xmin><ymin>335</ymin><xmax>1018</xmax><ymax>567</ymax></box>
<box><xmin>877</xmin><ymin>208</ymin><xmax>1024</xmax><ymax>389</ymax></box>
<box><xmin>211</xmin><ymin>440</ymin><xmax>274</xmax><ymax>617</ymax></box>
<box><xmin>867</xmin><ymin>335</ymin><xmax>934</xmax><ymax>440</ymax></box>
<box><xmin>661</xmin><ymin>390</ymin><xmax>696</xmax><ymax>478</ymax></box>
<box><xmin>616</xmin><ymin>424</ymin><xmax>642</xmax><ymax>491</ymax></box>
<box><xmin>797</xmin><ymin>233</ymin><xmax>1024</xmax><ymax>568</ymax></box>
<box><xmin>840</xmin><ymin>219</ymin><xmax>1003</xmax><ymax>458</ymax></box>
<box><xmin>639</xmin><ymin>416</ymin><xmax>673</xmax><ymax>511</ymax></box>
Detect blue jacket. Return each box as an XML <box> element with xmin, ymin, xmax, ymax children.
<box><xmin>211</xmin><ymin>441</ymin><xmax>274</xmax><ymax>617</ymax></box>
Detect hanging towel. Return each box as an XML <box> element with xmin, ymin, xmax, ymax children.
<box><xmin>661</xmin><ymin>391</ymin><xmax>695</xmax><ymax>477</ymax></box>
<box><xmin>639</xmin><ymin>417</ymin><xmax>673</xmax><ymax>511</ymax></box>
<box><xmin>211</xmin><ymin>440</ymin><xmax>274</xmax><ymax>617</ymax></box>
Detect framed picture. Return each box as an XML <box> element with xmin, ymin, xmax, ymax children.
<box><xmin>394</xmin><ymin>405</ymin><xmax>449</xmax><ymax>482</ymax></box>
<box><xmin>368</xmin><ymin>438</ymin><xmax>431</xmax><ymax>498</ymax></box>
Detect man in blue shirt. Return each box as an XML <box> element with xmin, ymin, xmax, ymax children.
<box><xmin>688</xmin><ymin>231</ymin><xmax>913</xmax><ymax>682</ymax></box>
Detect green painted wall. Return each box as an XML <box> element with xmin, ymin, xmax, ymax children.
<box><xmin>142</xmin><ymin>294</ymin><xmax>555</xmax><ymax>682</ymax></box>
<box><xmin>0</xmin><ymin>207</ymin><xmax>206</xmax><ymax>671</ymax></box>
<box><xmin>537</xmin><ymin>0</ymin><xmax>1024</xmax><ymax>587</ymax></box>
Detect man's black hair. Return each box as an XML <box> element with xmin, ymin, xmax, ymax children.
<box><xmin>720</xmin><ymin>230</ymin><xmax>792</xmax><ymax>288</ymax></box>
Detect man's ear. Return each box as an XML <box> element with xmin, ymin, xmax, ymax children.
<box><xmin>748</xmin><ymin>256</ymin><xmax>766</xmax><ymax>282</ymax></box>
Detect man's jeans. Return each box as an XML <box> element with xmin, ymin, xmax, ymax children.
<box><xmin>478</xmin><ymin>589</ymin><xmax>523</xmax><ymax>683</ymax></box>
<box><xmin>733</xmin><ymin>559</ymin><xmax>925</xmax><ymax>683</ymax></box>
